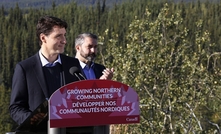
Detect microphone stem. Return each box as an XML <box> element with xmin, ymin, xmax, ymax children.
<box><xmin>74</xmin><ymin>73</ymin><xmax>81</xmax><ymax>81</ymax></box>
<box><xmin>79</xmin><ymin>73</ymin><xmax>86</xmax><ymax>80</ymax></box>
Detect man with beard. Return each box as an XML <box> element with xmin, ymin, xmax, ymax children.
<box><xmin>74</xmin><ymin>33</ymin><xmax>114</xmax><ymax>134</ymax></box>
<box><xmin>75</xmin><ymin>32</ymin><xmax>114</xmax><ymax>80</ymax></box>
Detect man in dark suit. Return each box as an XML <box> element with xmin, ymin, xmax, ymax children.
<box><xmin>74</xmin><ymin>33</ymin><xmax>114</xmax><ymax>134</ymax></box>
<box><xmin>9</xmin><ymin>16</ymin><xmax>81</xmax><ymax>133</ymax></box>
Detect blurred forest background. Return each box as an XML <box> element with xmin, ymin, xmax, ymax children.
<box><xmin>0</xmin><ymin>0</ymin><xmax>221</xmax><ymax>133</ymax></box>
<box><xmin>0</xmin><ymin>0</ymin><xmax>129</xmax><ymax>9</ymax></box>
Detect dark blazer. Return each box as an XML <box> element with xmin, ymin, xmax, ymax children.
<box><xmin>9</xmin><ymin>53</ymin><xmax>81</xmax><ymax>128</ymax></box>
<box><xmin>80</xmin><ymin>62</ymin><xmax>106</xmax><ymax>79</ymax></box>
<box><xmin>93</xmin><ymin>63</ymin><xmax>106</xmax><ymax>79</ymax></box>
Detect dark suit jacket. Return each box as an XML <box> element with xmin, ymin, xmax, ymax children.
<box><xmin>93</xmin><ymin>63</ymin><xmax>106</xmax><ymax>79</ymax></box>
<box><xmin>80</xmin><ymin>62</ymin><xmax>106</xmax><ymax>79</ymax></box>
<box><xmin>9</xmin><ymin>53</ymin><xmax>81</xmax><ymax>131</ymax></box>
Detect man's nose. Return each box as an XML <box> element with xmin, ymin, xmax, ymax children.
<box><xmin>61</xmin><ymin>37</ymin><xmax>67</xmax><ymax>44</ymax></box>
<box><xmin>91</xmin><ymin>47</ymin><xmax>95</xmax><ymax>52</ymax></box>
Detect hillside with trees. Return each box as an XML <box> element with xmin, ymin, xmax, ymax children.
<box><xmin>0</xmin><ymin>0</ymin><xmax>129</xmax><ymax>9</ymax></box>
<box><xmin>0</xmin><ymin>0</ymin><xmax>220</xmax><ymax>9</ymax></box>
<box><xmin>0</xmin><ymin>0</ymin><xmax>220</xmax><ymax>133</ymax></box>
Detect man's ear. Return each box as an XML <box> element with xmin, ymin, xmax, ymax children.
<box><xmin>75</xmin><ymin>45</ymin><xmax>80</xmax><ymax>51</ymax></box>
<box><xmin>40</xmin><ymin>33</ymin><xmax>46</xmax><ymax>43</ymax></box>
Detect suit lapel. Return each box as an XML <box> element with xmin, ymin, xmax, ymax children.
<box><xmin>33</xmin><ymin>53</ymin><xmax>49</xmax><ymax>98</ymax></box>
<box><xmin>61</xmin><ymin>54</ymin><xmax>76</xmax><ymax>85</ymax></box>
<box><xmin>61</xmin><ymin>55</ymin><xmax>68</xmax><ymax>85</ymax></box>
<box><xmin>80</xmin><ymin>68</ymin><xmax>87</xmax><ymax>80</ymax></box>
<box><xmin>93</xmin><ymin>66</ymin><xmax>100</xmax><ymax>79</ymax></box>
<box><xmin>61</xmin><ymin>55</ymin><xmax>84</xmax><ymax>82</ymax></box>
<box><xmin>93</xmin><ymin>64</ymin><xmax>104</xmax><ymax>79</ymax></box>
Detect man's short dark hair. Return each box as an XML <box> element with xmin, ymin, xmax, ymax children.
<box><xmin>36</xmin><ymin>16</ymin><xmax>67</xmax><ymax>45</ymax></box>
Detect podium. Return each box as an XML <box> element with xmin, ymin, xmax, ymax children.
<box><xmin>12</xmin><ymin>80</ymin><xmax>140</xmax><ymax>134</ymax></box>
<box><xmin>48</xmin><ymin>79</ymin><xmax>140</xmax><ymax>134</ymax></box>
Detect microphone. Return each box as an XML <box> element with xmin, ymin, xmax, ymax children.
<box><xmin>69</xmin><ymin>67</ymin><xmax>86</xmax><ymax>80</ymax></box>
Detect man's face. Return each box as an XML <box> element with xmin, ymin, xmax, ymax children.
<box><xmin>41</xmin><ymin>26</ymin><xmax>67</xmax><ymax>55</ymax></box>
<box><xmin>77</xmin><ymin>37</ymin><xmax>98</xmax><ymax>62</ymax></box>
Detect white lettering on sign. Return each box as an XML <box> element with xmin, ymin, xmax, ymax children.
<box><xmin>66</xmin><ymin>88</ymin><xmax>121</xmax><ymax>95</ymax></box>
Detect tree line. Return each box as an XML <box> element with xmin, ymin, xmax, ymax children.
<box><xmin>0</xmin><ymin>0</ymin><xmax>220</xmax><ymax>133</ymax></box>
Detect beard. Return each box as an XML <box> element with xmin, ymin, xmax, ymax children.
<box><xmin>80</xmin><ymin>50</ymin><xmax>96</xmax><ymax>62</ymax></box>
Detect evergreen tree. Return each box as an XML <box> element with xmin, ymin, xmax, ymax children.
<box><xmin>0</xmin><ymin>0</ymin><xmax>221</xmax><ymax>133</ymax></box>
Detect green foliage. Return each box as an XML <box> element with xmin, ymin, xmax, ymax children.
<box><xmin>0</xmin><ymin>0</ymin><xmax>221</xmax><ymax>133</ymax></box>
<box><xmin>101</xmin><ymin>3</ymin><xmax>221</xmax><ymax>134</ymax></box>
<box><xmin>0</xmin><ymin>85</ymin><xmax>14</xmax><ymax>133</ymax></box>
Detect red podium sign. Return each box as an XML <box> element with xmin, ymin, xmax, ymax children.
<box><xmin>49</xmin><ymin>80</ymin><xmax>140</xmax><ymax>128</ymax></box>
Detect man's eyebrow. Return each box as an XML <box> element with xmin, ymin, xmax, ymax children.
<box><xmin>55</xmin><ymin>33</ymin><xmax>64</xmax><ymax>37</ymax></box>
<box><xmin>89</xmin><ymin>44</ymin><xmax>97</xmax><ymax>46</ymax></box>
